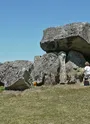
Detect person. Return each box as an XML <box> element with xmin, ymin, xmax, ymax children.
<box><xmin>84</xmin><ymin>61</ymin><xmax>90</xmax><ymax>85</ymax></box>
<box><xmin>84</xmin><ymin>62</ymin><xmax>90</xmax><ymax>77</ymax></box>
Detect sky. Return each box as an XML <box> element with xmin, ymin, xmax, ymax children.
<box><xmin>0</xmin><ymin>0</ymin><xmax>90</xmax><ymax>62</ymax></box>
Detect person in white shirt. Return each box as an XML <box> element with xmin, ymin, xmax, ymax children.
<box><xmin>84</xmin><ymin>61</ymin><xmax>90</xmax><ymax>78</ymax></box>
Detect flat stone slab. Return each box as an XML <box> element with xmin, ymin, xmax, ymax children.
<box><xmin>40</xmin><ymin>22</ymin><xmax>90</xmax><ymax>56</ymax></box>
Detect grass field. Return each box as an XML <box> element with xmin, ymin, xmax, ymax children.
<box><xmin>0</xmin><ymin>84</ymin><xmax>90</xmax><ymax>124</ymax></box>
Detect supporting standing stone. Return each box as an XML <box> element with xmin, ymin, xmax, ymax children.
<box><xmin>31</xmin><ymin>53</ymin><xmax>60</xmax><ymax>85</ymax></box>
<box><xmin>58</xmin><ymin>51</ymin><xmax>66</xmax><ymax>84</ymax></box>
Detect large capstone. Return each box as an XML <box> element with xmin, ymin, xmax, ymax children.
<box><xmin>0</xmin><ymin>60</ymin><xmax>33</xmax><ymax>90</ymax></box>
<box><xmin>40</xmin><ymin>22</ymin><xmax>90</xmax><ymax>56</ymax></box>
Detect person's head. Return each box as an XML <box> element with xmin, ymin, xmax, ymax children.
<box><xmin>85</xmin><ymin>61</ymin><xmax>90</xmax><ymax>66</ymax></box>
<box><xmin>85</xmin><ymin>77</ymin><xmax>88</xmax><ymax>80</ymax></box>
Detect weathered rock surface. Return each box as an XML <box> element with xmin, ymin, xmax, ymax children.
<box><xmin>67</xmin><ymin>50</ymin><xmax>86</xmax><ymax>67</ymax></box>
<box><xmin>66</xmin><ymin>61</ymin><xmax>84</xmax><ymax>84</ymax></box>
<box><xmin>31</xmin><ymin>53</ymin><xmax>60</xmax><ymax>85</ymax></box>
<box><xmin>65</xmin><ymin>50</ymin><xmax>86</xmax><ymax>83</ymax></box>
<box><xmin>40</xmin><ymin>22</ymin><xmax>90</xmax><ymax>56</ymax></box>
<box><xmin>0</xmin><ymin>60</ymin><xmax>33</xmax><ymax>90</ymax></box>
<box><xmin>58</xmin><ymin>51</ymin><xmax>67</xmax><ymax>84</ymax></box>
<box><xmin>66</xmin><ymin>61</ymin><xmax>78</xmax><ymax>84</ymax></box>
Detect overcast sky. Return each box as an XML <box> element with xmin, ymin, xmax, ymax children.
<box><xmin>0</xmin><ymin>0</ymin><xmax>90</xmax><ymax>62</ymax></box>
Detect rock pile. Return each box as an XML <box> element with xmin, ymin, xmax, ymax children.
<box><xmin>0</xmin><ymin>60</ymin><xmax>33</xmax><ymax>90</ymax></box>
<box><xmin>1</xmin><ymin>22</ymin><xmax>90</xmax><ymax>90</ymax></box>
<box><xmin>33</xmin><ymin>22</ymin><xmax>90</xmax><ymax>85</ymax></box>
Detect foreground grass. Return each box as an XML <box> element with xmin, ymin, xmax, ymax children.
<box><xmin>0</xmin><ymin>85</ymin><xmax>90</xmax><ymax>124</ymax></box>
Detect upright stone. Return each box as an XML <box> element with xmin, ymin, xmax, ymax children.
<box><xmin>58</xmin><ymin>51</ymin><xmax>66</xmax><ymax>84</ymax></box>
<box><xmin>31</xmin><ymin>53</ymin><xmax>60</xmax><ymax>85</ymax></box>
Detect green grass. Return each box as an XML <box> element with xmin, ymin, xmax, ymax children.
<box><xmin>0</xmin><ymin>86</ymin><xmax>5</xmax><ymax>92</ymax></box>
<box><xmin>0</xmin><ymin>84</ymin><xmax>90</xmax><ymax>124</ymax></box>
